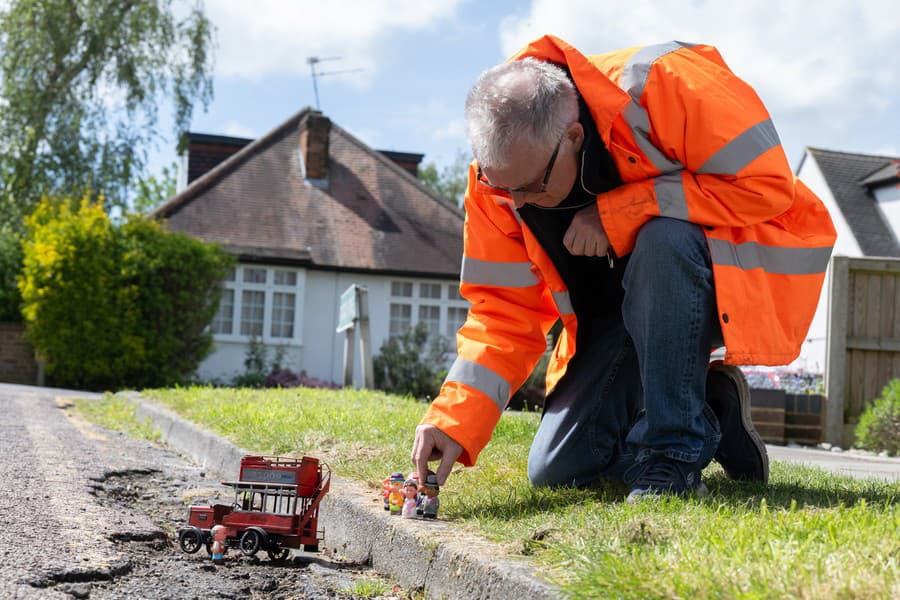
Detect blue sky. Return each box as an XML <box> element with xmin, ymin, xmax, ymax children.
<box><xmin>152</xmin><ymin>0</ymin><xmax>899</xmax><ymax>176</ymax></box>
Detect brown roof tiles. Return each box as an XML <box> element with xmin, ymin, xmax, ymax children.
<box><xmin>153</xmin><ymin>108</ymin><xmax>464</xmax><ymax>277</ymax></box>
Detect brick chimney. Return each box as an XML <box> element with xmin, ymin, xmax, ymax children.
<box><xmin>177</xmin><ymin>133</ymin><xmax>253</xmax><ymax>191</ymax></box>
<box><xmin>299</xmin><ymin>111</ymin><xmax>331</xmax><ymax>182</ymax></box>
<box><xmin>378</xmin><ymin>150</ymin><xmax>424</xmax><ymax>177</ymax></box>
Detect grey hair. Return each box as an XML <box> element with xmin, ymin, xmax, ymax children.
<box><xmin>465</xmin><ymin>57</ymin><xmax>578</xmax><ymax>170</ymax></box>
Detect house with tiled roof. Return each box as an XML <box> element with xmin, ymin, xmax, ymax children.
<box><xmin>152</xmin><ymin>108</ymin><xmax>467</xmax><ymax>386</ymax></box>
<box><xmin>793</xmin><ymin>147</ymin><xmax>900</xmax><ymax>372</ymax></box>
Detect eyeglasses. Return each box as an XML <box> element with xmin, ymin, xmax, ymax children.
<box><xmin>476</xmin><ymin>136</ymin><xmax>563</xmax><ymax>195</ymax></box>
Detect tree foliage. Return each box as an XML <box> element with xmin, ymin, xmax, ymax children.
<box><xmin>0</xmin><ymin>225</ymin><xmax>23</xmax><ymax>321</ymax></box>
<box><xmin>19</xmin><ymin>195</ymin><xmax>232</xmax><ymax>390</ymax></box>
<box><xmin>418</xmin><ymin>149</ymin><xmax>470</xmax><ymax>208</ymax></box>
<box><xmin>0</xmin><ymin>0</ymin><xmax>214</xmax><ymax>227</ymax></box>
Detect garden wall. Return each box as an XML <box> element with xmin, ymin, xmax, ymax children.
<box><xmin>0</xmin><ymin>322</ymin><xmax>37</xmax><ymax>385</ymax></box>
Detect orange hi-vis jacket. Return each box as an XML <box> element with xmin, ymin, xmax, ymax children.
<box><xmin>421</xmin><ymin>35</ymin><xmax>837</xmax><ymax>467</ymax></box>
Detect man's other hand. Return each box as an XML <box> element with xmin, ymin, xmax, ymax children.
<box><xmin>563</xmin><ymin>204</ymin><xmax>609</xmax><ymax>257</ymax></box>
<box><xmin>411</xmin><ymin>424</ymin><xmax>463</xmax><ymax>486</ymax></box>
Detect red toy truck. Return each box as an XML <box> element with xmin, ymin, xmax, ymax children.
<box><xmin>177</xmin><ymin>455</ymin><xmax>331</xmax><ymax>560</ymax></box>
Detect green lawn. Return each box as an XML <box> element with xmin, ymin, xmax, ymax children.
<box><xmin>77</xmin><ymin>387</ymin><xmax>899</xmax><ymax>599</ymax></box>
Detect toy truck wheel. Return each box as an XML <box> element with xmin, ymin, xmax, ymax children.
<box><xmin>178</xmin><ymin>528</ymin><xmax>203</xmax><ymax>554</ymax></box>
<box><xmin>239</xmin><ymin>529</ymin><xmax>263</xmax><ymax>556</ymax></box>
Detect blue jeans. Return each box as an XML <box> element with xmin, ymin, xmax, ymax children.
<box><xmin>528</xmin><ymin>218</ymin><xmax>722</xmax><ymax>487</ymax></box>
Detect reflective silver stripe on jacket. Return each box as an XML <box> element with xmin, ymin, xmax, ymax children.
<box><xmin>618</xmin><ymin>42</ymin><xmax>686</xmax><ymax>176</ymax></box>
<box><xmin>551</xmin><ymin>290</ymin><xmax>574</xmax><ymax>315</ymax></box>
<box><xmin>708</xmin><ymin>239</ymin><xmax>832</xmax><ymax>275</ymax></box>
<box><xmin>619</xmin><ymin>41</ymin><xmax>686</xmax><ymax>99</ymax></box>
<box><xmin>698</xmin><ymin>120</ymin><xmax>781</xmax><ymax>175</ymax></box>
<box><xmin>654</xmin><ymin>172</ymin><xmax>689</xmax><ymax>220</ymax></box>
<box><xmin>461</xmin><ymin>256</ymin><xmax>538</xmax><ymax>287</ymax></box>
<box><xmin>622</xmin><ymin>103</ymin><xmax>683</xmax><ymax>174</ymax></box>
<box><xmin>444</xmin><ymin>358</ymin><xmax>509</xmax><ymax>410</ymax></box>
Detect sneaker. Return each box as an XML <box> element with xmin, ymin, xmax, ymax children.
<box><xmin>706</xmin><ymin>361</ymin><xmax>769</xmax><ymax>483</ymax></box>
<box><xmin>626</xmin><ymin>457</ymin><xmax>708</xmax><ymax>504</ymax></box>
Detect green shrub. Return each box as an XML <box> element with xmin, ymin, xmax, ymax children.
<box><xmin>232</xmin><ymin>337</ymin><xmax>285</xmax><ymax>387</ymax></box>
<box><xmin>373</xmin><ymin>322</ymin><xmax>449</xmax><ymax>400</ymax></box>
<box><xmin>0</xmin><ymin>226</ymin><xmax>25</xmax><ymax>322</ymax></box>
<box><xmin>854</xmin><ymin>379</ymin><xmax>900</xmax><ymax>455</ymax></box>
<box><xmin>19</xmin><ymin>195</ymin><xmax>233</xmax><ymax>390</ymax></box>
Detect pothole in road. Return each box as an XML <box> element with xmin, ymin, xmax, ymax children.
<box><xmin>87</xmin><ymin>468</ymin><xmax>162</xmax><ymax>505</ymax></box>
<box><xmin>27</xmin><ymin>558</ymin><xmax>133</xmax><ymax>588</ymax></box>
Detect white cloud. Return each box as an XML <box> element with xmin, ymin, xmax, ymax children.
<box><xmin>497</xmin><ymin>0</ymin><xmax>899</xmax><ymax>117</ymax></box>
<box><xmin>221</xmin><ymin>120</ymin><xmax>257</xmax><ymax>139</ymax></box>
<box><xmin>433</xmin><ymin>117</ymin><xmax>466</xmax><ymax>142</ymax></box>
<box><xmin>206</xmin><ymin>0</ymin><xmax>463</xmax><ymax>84</ymax></box>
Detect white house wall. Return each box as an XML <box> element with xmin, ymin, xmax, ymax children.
<box><xmin>790</xmin><ymin>153</ymin><xmax>864</xmax><ymax>373</ymax></box>
<box><xmin>196</xmin><ymin>265</ymin><xmax>466</xmax><ymax>388</ymax></box>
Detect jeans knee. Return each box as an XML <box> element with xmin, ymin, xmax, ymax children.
<box><xmin>634</xmin><ymin>217</ymin><xmax>706</xmax><ymax>258</ymax></box>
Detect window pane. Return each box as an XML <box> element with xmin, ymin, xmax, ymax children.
<box><xmin>240</xmin><ymin>290</ymin><xmax>265</xmax><ymax>336</ymax></box>
<box><xmin>270</xmin><ymin>292</ymin><xmax>296</xmax><ymax>338</ymax></box>
<box><xmin>212</xmin><ymin>289</ymin><xmax>234</xmax><ymax>334</ymax></box>
<box><xmin>389</xmin><ymin>303</ymin><xmax>412</xmax><ymax>337</ymax></box>
<box><xmin>447</xmin><ymin>284</ymin><xmax>462</xmax><ymax>300</ymax></box>
<box><xmin>223</xmin><ymin>267</ymin><xmax>237</xmax><ymax>282</ymax></box>
<box><xmin>274</xmin><ymin>270</ymin><xmax>297</xmax><ymax>286</ymax></box>
<box><xmin>446</xmin><ymin>306</ymin><xmax>467</xmax><ymax>337</ymax></box>
<box><xmin>419</xmin><ymin>305</ymin><xmax>440</xmax><ymax>338</ymax></box>
<box><xmin>243</xmin><ymin>267</ymin><xmax>267</xmax><ymax>284</ymax></box>
<box><xmin>391</xmin><ymin>282</ymin><xmax>413</xmax><ymax>297</ymax></box>
<box><xmin>419</xmin><ymin>283</ymin><xmax>441</xmax><ymax>299</ymax></box>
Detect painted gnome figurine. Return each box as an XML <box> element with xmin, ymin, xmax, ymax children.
<box><xmin>417</xmin><ymin>473</ymin><xmax>440</xmax><ymax>519</ymax></box>
<box><xmin>388</xmin><ymin>471</ymin><xmax>405</xmax><ymax>515</ymax></box>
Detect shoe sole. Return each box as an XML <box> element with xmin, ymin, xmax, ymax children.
<box><xmin>710</xmin><ymin>362</ymin><xmax>770</xmax><ymax>483</ymax></box>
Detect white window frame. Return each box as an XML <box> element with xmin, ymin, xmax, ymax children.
<box><xmin>388</xmin><ymin>279</ymin><xmax>469</xmax><ymax>343</ymax></box>
<box><xmin>212</xmin><ymin>264</ymin><xmax>306</xmax><ymax>346</ymax></box>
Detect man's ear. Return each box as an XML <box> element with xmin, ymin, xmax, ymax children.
<box><xmin>568</xmin><ymin>121</ymin><xmax>585</xmax><ymax>151</ymax></box>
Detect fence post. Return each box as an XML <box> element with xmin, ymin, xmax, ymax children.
<box><xmin>824</xmin><ymin>256</ymin><xmax>849</xmax><ymax>445</ymax></box>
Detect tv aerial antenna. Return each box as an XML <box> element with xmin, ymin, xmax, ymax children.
<box><xmin>307</xmin><ymin>56</ymin><xmax>363</xmax><ymax>111</ymax></box>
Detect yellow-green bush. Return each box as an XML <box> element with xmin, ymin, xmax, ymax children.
<box><xmin>19</xmin><ymin>195</ymin><xmax>233</xmax><ymax>390</ymax></box>
<box><xmin>855</xmin><ymin>379</ymin><xmax>900</xmax><ymax>455</ymax></box>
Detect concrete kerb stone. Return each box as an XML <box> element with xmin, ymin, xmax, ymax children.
<box><xmin>121</xmin><ymin>393</ymin><xmax>562</xmax><ymax>600</ymax></box>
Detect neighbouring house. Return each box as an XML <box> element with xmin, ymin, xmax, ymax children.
<box><xmin>152</xmin><ymin>108</ymin><xmax>467</xmax><ymax>387</ymax></box>
<box><xmin>792</xmin><ymin>148</ymin><xmax>900</xmax><ymax>373</ymax></box>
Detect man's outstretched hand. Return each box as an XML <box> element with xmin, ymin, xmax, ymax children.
<box><xmin>411</xmin><ymin>424</ymin><xmax>462</xmax><ymax>486</ymax></box>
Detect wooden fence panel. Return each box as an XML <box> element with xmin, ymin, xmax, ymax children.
<box><xmin>825</xmin><ymin>256</ymin><xmax>900</xmax><ymax>446</ymax></box>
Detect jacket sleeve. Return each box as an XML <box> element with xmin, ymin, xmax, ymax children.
<box><xmin>420</xmin><ymin>166</ymin><xmax>558</xmax><ymax>466</ymax></box>
<box><xmin>597</xmin><ymin>45</ymin><xmax>796</xmax><ymax>256</ymax></box>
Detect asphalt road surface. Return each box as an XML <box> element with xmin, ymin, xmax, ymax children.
<box><xmin>0</xmin><ymin>384</ymin><xmax>406</xmax><ymax>599</ymax></box>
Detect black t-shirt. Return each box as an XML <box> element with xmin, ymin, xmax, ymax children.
<box><xmin>516</xmin><ymin>97</ymin><xmax>627</xmax><ymax>345</ymax></box>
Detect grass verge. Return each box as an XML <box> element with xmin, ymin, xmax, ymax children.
<box><xmin>73</xmin><ymin>393</ymin><xmax>161</xmax><ymax>442</ymax></box>
<box><xmin>78</xmin><ymin>386</ymin><xmax>899</xmax><ymax>599</ymax></box>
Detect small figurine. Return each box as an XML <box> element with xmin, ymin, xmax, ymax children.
<box><xmin>210</xmin><ymin>525</ymin><xmax>227</xmax><ymax>564</ymax></box>
<box><xmin>401</xmin><ymin>479</ymin><xmax>420</xmax><ymax>518</ymax></box>
<box><xmin>418</xmin><ymin>474</ymin><xmax>440</xmax><ymax>519</ymax></box>
<box><xmin>388</xmin><ymin>471</ymin><xmax>405</xmax><ymax>515</ymax></box>
<box><xmin>382</xmin><ymin>475</ymin><xmax>391</xmax><ymax>511</ymax></box>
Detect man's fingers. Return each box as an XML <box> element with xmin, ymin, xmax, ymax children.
<box><xmin>435</xmin><ymin>446</ymin><xmax>461</xmax><ymax>486</ymax></box>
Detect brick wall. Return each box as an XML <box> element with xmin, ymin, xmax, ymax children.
<box><xmin>0</xmin><ymin>322</ymin><xmax>37</xmax><ymax>384</ymax></box>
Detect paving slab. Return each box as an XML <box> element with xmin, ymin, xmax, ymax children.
<box><xmin>767</xmin><ymin>443</ymin><xmax>900</xmax><ymax>482</ymax></box>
